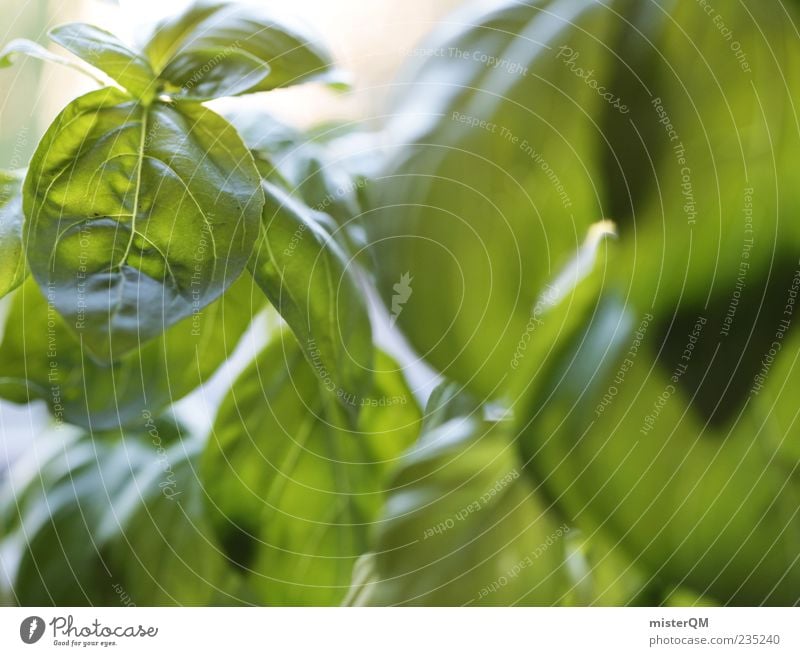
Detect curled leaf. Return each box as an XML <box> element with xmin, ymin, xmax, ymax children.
<box><xmin>248</xmin><ymin>181</ymin><xmax>373</xmax><ymax>417</ymax></box>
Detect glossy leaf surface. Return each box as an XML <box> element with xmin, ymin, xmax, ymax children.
<box><xmin>203</xmin><ymin>335</ymin><xmax>420</xmax><ymax>604</ymax></box>
<box><xmin>23</xmin><ymin>87</ymin><xmax>263</xmax><ymax>360</ymax></box>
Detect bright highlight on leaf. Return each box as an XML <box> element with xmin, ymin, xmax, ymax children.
<box><xmin>0</xmin><ymin>170</ymin><xmax>28</xmax><ymax>298</ymax></box>
<box><xmin>49</xmin><ymin>23</ymin><xmax>158</xmax><ymax>100</ymax></box>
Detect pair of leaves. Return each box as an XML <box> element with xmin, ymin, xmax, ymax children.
<box><xmin>202</xmin><ymin>334</ymin><xmax>421</xmax><ymax>604</ymax></box>
<box><xmin>0</xmin><ymin>2</ymin><xmax>343</xmax><ymax>102</ymax></box>
<box><xmin>143</xmin><ymin>0</ymin><xmax>346</xmax><ymax>97</ymax></box>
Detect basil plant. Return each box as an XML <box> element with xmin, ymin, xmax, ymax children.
<box><xmin>1</xmin><ymin>0</ymin><xmax>798</xmax><ymax>608</ymax></box>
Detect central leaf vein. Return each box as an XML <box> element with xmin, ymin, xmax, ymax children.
<box><xmin>117</xmin><ymin>105</ymin><xmax>149</xmax><ymax>270</ymax></box>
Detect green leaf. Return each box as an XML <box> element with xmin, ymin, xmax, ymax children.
<box><xmin>0</xmin><ymin>427</ymin><xmax>119</xmax><ymax>605</ymax></box>
<box><xmin>418</xmin><ymin>380</ymin><xmax>479</xmax><ymax>434</ymax></box>
<box><xmin>367</xmin><ymin>0</ymin><xmax>616</xmax><ymax>398</ymax></box>
<box><xmin>0</xmin><ymin>273</ymin><xmax>264</xmax><ymax>431</ymax></box>
<box><xmin>48</xmin><ymin>23</ymin><xmax>158</xmax><ymax>99</ymax></box>
<box><xmin>0</xmin><ymin>170</ymin><xmax>28</xmax><ymax>298</ymax></box>
<box><xmin>367</xmin><ymin>0</ymin><xmax>800</xmax><ymax>400</ymax></box>
<box><xmin>503</xmin><ymin>220</ymin><xmax>617</xmax><ymax>406</ymax></box>
<box><xmin>248</xmin><ymin>181</ymin><xmax>373</xmax><ymax>418</ymax></box>
<box><xmin>227</xmin><ymin>111</ymin><xmax>361</xmax><ymax>223</ymax></box>
<box><xmin>23</xmin><ymin>87</ymin><xmax>264</xmax><ymax>361</ymax></box>
<box><xmin>222</xmin><ymin>107</ymin><xmax>372</xmax><ymax>263</ymax></box>
<box><xmin>143</xmin><ymin>0</ymin><xmax>346</xmax><ymax>95</ymax></box>
<box><xmin>516</xmin><ymin>296</ymin><xmax>800</xmax><ymax>605</ymax></box>
<box><xmin>202</xmin><ymin>335</ymin><xmax>421</xmax><ymax>604</ymax></box>
<box><xmin>0</xmin><ymin>423</ymin><xmax>232</xmax><ymax>605</ymax></box>
<box><xmin>0</xmin><ymin>38</ymin><xmax>106</xmax><ymax>85</ymax></box>
<box><xmin>158</xmin><ymin>47</ymin><xmax>270</xmax><ymax>101</ymax></box>
<box><xmin>350</xmin><ymin>411</ymin><xmax>571</xmax><ymax>606</ymax></box>
<box><xmin>559</xmin><ymin>529</ymin><xmax>655</xmax><ymax>606</ymax></box>
<box><xmin>102</xmin><ymin>437</ymin><xmax>235</xmax><ymax>605</ymax></box>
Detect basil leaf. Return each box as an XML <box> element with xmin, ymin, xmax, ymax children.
<box><xmin>101</xmin><ymin>437</ymin><xmax>233</xmax><ymax>605</ymax></box>
<box><xmin>202</xmin><ymin>335</ymin><xmax>420</xmax><ymax>604</ymax></box>
<box><xmin>367</xmin><ymin>0</ymin><xmax>614</xmax><ymax>399</ymax></box>
<box><xmin>222</xmin><ymin>107</ymin><xmax>371</xmax><ymax>263</ymax></box>
<box><xmin>0</xmin><ymin>38</ymin><xmax>106</xmax><ymax>85</ymax></box>
<box><xmin>516</xmin><ymin>297</ymin><xmax>800</xmax><ymax>605</ymax></box>
<box><xmin>350</xmin><ymin>413</ymin><xmax>570</xmax><ymax>605</ymax></box>
<box><xmin>0</xmin><ymin>273</ymin><xmax>263</xmax><ymax>431</ymax></box>
<box><xmin>158</xmin><ymin>47</ymin><xmax>270</xmax><ymax>101</ymax></box>
<box><xmin>48</xmin><ymin>23</ymin><xmax>158</xmax><ymax>100</ymax></box>
<box><xmin>0</xmin><ymin>170</ymin><xmax>27</xmax><ymax>298</ymax></box>
<box><xmin>368</xmin><ymin>0</ymin><xmax>800</xmax><ymax>401</ymax></box>
<box><xmin>0</xmin><ymin>428</ymin><xmax>119</xmax><ymax>604</ymax></box>
<box><xmin>23</xmin><ymin>87</ymin><xmax>264</xmax><ymax>361</ymax></box>
<box><xmin>418</xmin><ymin>380</ymin><xmax>478</xmax><ymax>434</ymax></box>
<box><xmin>0</xmin><ymin>423</ymin><xmax>231</xmax><ymax>605</ymax></box>
<box><xmin>143</xmin><ymin>0</ymin><xmax>346</xmax><ymax>94</ymax></box>
<box><xmin>248</xmin><ymin>181</ymin><xmax>373</xmax><ymax>417</ymax></box>
<box><xmin>502</xmin><ymin>221</ymin><xmax>617</xmax><ymax>406</ymax></box>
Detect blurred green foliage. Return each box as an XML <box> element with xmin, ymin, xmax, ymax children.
<box><xmin>1</xmin><ymin>0</ymin><xmax>799</xmax><ymax>607</ymax></box>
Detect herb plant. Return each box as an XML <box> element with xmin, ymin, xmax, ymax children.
<box><xmin>1</xmin><ymin>0</ymin><xmax>798</xmax><ymax>607</ymax></box>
